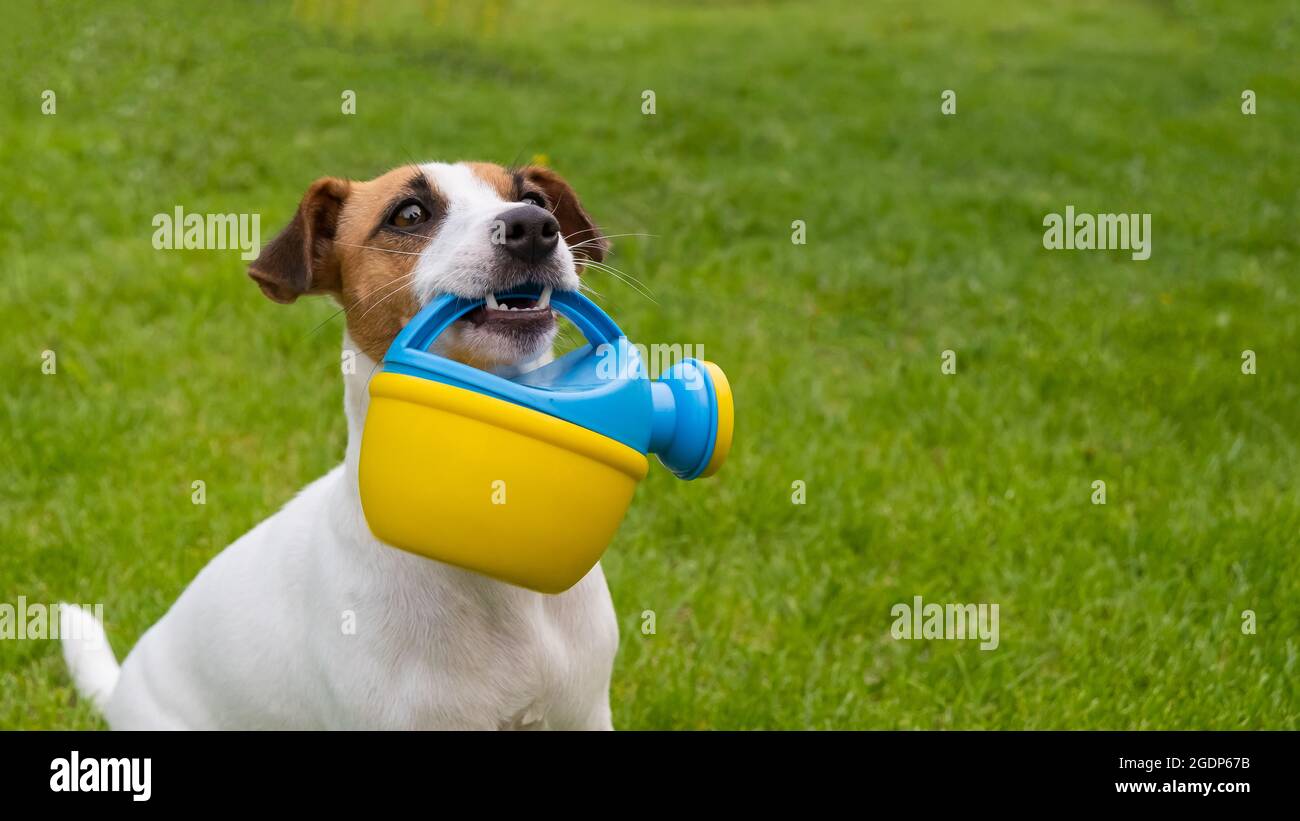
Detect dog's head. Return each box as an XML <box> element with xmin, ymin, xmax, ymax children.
<box><xmin>249</xmin><ymin>162</ymin><xmax>608</xmax><ymax>370</ymax></box>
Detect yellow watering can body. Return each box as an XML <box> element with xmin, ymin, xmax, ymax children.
<box><xmin>359</xmin><ymin>286</ymin><xmax>732</xmax><ymax>593</ymax></box>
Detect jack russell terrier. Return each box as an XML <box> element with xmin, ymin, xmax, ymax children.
<box><xmin>61</xmin><ymin>162</ymin><xmax>619</xmax><ymax>729</ymax></box>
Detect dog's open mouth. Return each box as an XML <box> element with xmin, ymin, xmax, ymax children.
<box><xmin>463</xmin><ymin>285</ymin><xmax>554</xmax><ymax>328</ymax></box>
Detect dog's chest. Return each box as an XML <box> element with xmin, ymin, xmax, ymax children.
<box><xmin>330</xmin><ymin>564</ymin><xmax>615</xmax><ymax>730</ymax></box>
<box><xmin>297</xmin><ymin>467</ymin><xmax>617</xmax><ymax>730</ymax></box>
<box><xmin>374</xmin><ymin>607</ymin><xmax>591</xmax><ymax>729</ymax></box>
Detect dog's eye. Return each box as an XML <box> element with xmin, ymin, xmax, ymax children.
<box><xmin>521</xmin><ymin>192</ymin><xmax>546</xmax><ymax>208</ymax></box>
<box><xmin>389</xmin><ymin>201</ymin><xmax>429</xmax><ymax>228</ymax></box>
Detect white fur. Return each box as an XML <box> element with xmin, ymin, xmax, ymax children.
<box><xmin>414</xmin><ymin>162</ymin><xmax>582</xmax><ymax>369</ymax></box>
<box><xmin>412</xmin><ymin>162</ymin><xmax>580</xmax><ymax>303</ymax></box>
<box><xmin>62</xmin><ymin>163</ymin><xmax>619</xmax><ymax>729</ymax></box>
<box><xmin>59</xmin><ymin>603</ymin><xmax>119</xmax><ymax>712</ymax></box>
<box><xmin>65</xmin><ymin>340</ymin><xmax>618</xmax><ymax>730</ymax></box>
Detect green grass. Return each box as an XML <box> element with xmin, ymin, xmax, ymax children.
<box><xmin>2</xmin><ymin>0</ymin><xmax>1298</xmax><ymax>729</ymax></box>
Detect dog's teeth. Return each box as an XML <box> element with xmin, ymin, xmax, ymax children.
<box><xmin>485</xmin><ymin>291</ymin><xmax>551</xmax><ymax>313</ymax></box>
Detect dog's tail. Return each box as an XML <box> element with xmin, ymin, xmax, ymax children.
<box><xmin>59</xmin><ymin>603</ymin><xmax>120</xmax><ymax>713</ymax></box>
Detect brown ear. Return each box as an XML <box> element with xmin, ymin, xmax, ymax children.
<box><xmin>248</xmin><ymin>177</ymin><xmax>350</xmax><ymax>303</ymax></box>
<box><xmin>522</xmin><ymin>166</ymin><xmax>608</xmax><ymax>264</ymax></box>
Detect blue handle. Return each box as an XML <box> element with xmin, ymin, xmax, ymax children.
<box><xmin>397</xmin><ymin>285</ymin><xmax>625</xmax><ymax>357</ymax></box>
<box><xmin>378</xmin><ymin>283</ymin><xmax>727</xmax><ymax>477</ymax></box>
<box><xmin>379</xmin><ymin>283</ymin><xmax>656</xmax><ymax>453</ymax></box>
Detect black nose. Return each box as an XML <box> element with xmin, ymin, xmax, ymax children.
<box><xmin>495</xmin><ymin>204</ymin><xmax>560</xmax><ymax>264</ymax></box>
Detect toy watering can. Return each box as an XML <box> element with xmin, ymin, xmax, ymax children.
<box><xmin>358</xmin><ymin>284</ymin><xmax>733</xmax><ymax>593</ymax></box>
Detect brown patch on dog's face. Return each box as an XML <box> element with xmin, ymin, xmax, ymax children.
<box><xmin>331</xmin><ymin>167</ymin><xmax>446</xmax><ymax>361</ymax></box>
<box><xmin>518</xmin><ymin>165</ymin><xmax>609</xmax><ymax>265</ymax></box>
<box><xmin>249</xmin><ymin>166</ymin><xmax>443</xmax><ymax>362</ymax></box>
<box><xmin>464</xmin><ymin>162</ymin><xmax>515</xmax><ymax>200</ymax></box>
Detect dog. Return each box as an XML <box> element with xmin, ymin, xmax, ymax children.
<box><xmin>61</xmin><ymin>162</ymin><xmax>619</xmax><ymax>729</ymax></box>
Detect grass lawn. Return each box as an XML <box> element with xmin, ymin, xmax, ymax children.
<box><xmin>2</xmin><ymin>0</ymin><xmax>1297</xmax><ymax>729</ymax></box>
